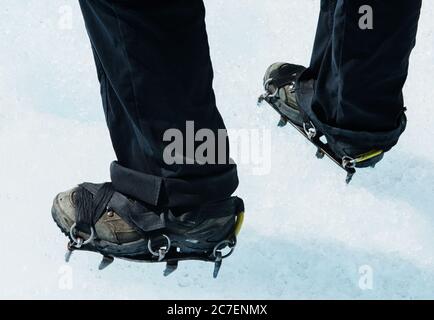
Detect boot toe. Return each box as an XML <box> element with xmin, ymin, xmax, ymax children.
<box><xmin>52</xmin><ymin>186</ymin><xmax>142</xmax><ymax>244</ymax></box>
<box><xmin>51</xmin><ymin>188</ymin><xmax>78</xmax><ymax>235</ymax></box>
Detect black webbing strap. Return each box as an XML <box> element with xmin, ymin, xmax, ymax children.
<box><xmin>268</xmin><ymin>63</ymin><xmax>312</xmax><ymax>127</ymax></box>
<box><xmin>75</xmin><ymin>182</ymin><xmax>115</xmax><ymax>234</ymax></box>
<box><xmin>269</xmin><ymin>63</ymin><xmax>306</xmax><ymax>89</ymax></box>
<box><xmin>74</xmin><ymin>182</ymin><xmax>167</xmax><ymax>237</ymax></box>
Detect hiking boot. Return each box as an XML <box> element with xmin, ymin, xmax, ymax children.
<box><xmin>52</xmin><ymin>182</ymin><xmax>244</xmax><ymax>276</ymax></box>
<box><xmin>262</xmin><ymin>62</ymin><xmax>306</xmax><ymax>126</ymax></box>
<box><xmin>261</xmin><ymin>62</ymin><xmax>385</xmax><ymax>170</ymax></box>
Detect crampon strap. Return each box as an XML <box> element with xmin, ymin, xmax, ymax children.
<box><xmin>266</xmin><ymin>63</ymin><xmax>313</xmax><ymax>136</ymax></box>
<box><xmin>73</xmin><ymin>182</ymin><xmax>167</xmax><ymax>237</ymax></box>
<box><xmin>269</xmin><ymin>63</ymin><xmax>306</xmax><ymax>89</ymax></box>
<box><xmin>74</xmin><ymin>182</ymin><xmax>114</xmax><ymax>234</ymax></box>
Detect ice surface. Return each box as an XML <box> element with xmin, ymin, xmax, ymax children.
<box><xmin>1</xmin><ymin>0</ymin><xmax>434</xmax><ymax>299</ymax></box>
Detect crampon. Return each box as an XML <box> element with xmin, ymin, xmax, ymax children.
<box><xmin>52</xmin><ymin>183</ymin><xmax>245</xmax><ymax>278</ymax></box>
<box><xmin>258</xmin><ymin>63</ymin><xmax>384</xmax><ymax>184</ymax></box>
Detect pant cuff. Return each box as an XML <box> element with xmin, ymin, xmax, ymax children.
<box><xmin>296</xmin><ymin>74</ymin><xmax>407</xmax><ymax>157</ymax></box>
<box><xmin>110</xmin><ymin>161</ymin><xmax>239</xmax><ymax>208</ymax></box>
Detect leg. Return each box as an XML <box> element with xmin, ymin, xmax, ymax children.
<box><xmin>51</xmin><ymin>1</ymin><xmax>244</xmax><ymax>273</ymax></box>
<box><xmin>298</xmin><ymin>0</ymin><xmax>422</xmax><ymax>156</ymax></box>
<box><xmin>78</xmin><ymin>0</ymin><xmax>239</xmax><ymax>208</ymax></box>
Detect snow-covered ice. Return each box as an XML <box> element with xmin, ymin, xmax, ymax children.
<box><xmin>1</xmin><ymin>0</ymin><xmax>434</xmax><ymax>299</ymax></box>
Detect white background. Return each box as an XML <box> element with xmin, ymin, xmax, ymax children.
<box><xmin>0</xmin><ymin>0</ymin><xmax>433</xmax><ymax>299</ymax></box>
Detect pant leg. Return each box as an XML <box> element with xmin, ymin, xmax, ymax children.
<box><xmin>297</xmin><ymin>0</ymin><xmax>422</xmax><ymax>156</ymax></box>
<box><xmin>79</xmin><ymin>0</ymin><xmax>239</xmax><ymax>208</ymax></box>
<box><xmin>309</xmin><ymin>0</ymin><xmax>338</xmax><ymax>77</ymax></box>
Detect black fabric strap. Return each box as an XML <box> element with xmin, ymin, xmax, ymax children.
<box><xmin>89</xmin><ymin>183</ymin><xmax>115</xmax><ymax>225</ymax></box>
<box><xmin>268</xmin><ymin>64</ymin><xmax>312</xmax><ymax>126</ymax></box>
<box><xmin>75</xmin><ymin>182</ymin><xmax>114</xmax><ymax>234</ymax></box>
<box><xmin>269</xmin><ymin>63</ymin><xmax>306</xmax><ymax>89</ymax></box>
<box><xmin>74</xmin><ymin>182</ymin><xmax>167</xmax><ymax>237</ymax></box>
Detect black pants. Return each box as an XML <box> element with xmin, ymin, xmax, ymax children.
<box><xmin>79</xmin><ymin>0</ymin><xmax>421</xmax><ymax>207</ymax></box>
<box><xmin>297</xmin><ymin>0</ymin><xmax>422</xmax><ymax>156</ymax></box>
<box><xmin>79</xmin><ymin>0</ymin><xmax>239</xmax><ymax>209</ymax></box>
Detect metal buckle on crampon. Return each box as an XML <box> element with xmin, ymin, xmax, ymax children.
<box><xmin>148</xmin><ymin>234</ymin><xmax>171</xmax><ymax>262</ymax></box>
<box><xmin>65</xmin><ymin>223</ymin><xmax>96</xmax><ymax>262</ymax></box>
<box><xmin>342</xmin><ymin>156</ymin><xmax>357</xmax><ymax>170</ymax></box>
<box><xmin>69</xmin><ymin>223</ymin><xmax>95</xmax><ymax>249</ymax></box>
<box><xmin>341</xmin><ymin>156</ymin><xmax>357</xmax><ymax>184</ymax></box>
<box><xmin>212</xmin><ymin>239</ymin><xmax>237</xmax><ymax>260</ymax></box>
<box><xmin>258</xmin><ymin>78</ymin><xmax>279</xmax><ymax>105</ymax></box>
<box><xmin>303</xmin><ymin>121</ymin><xmax>317</xmax><ymax>140</ymax></box>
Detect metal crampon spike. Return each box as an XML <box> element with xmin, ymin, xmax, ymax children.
<box><xmin>278</xmin><ymin>117</ymin><xmax>287</xmax><ymax>127</ymax></box>
<box><xmin>213</xmin><ymin>252</ymin><xmax>223</xmax><ymax>279</ymax></box>
<box><xmin>65</xmin><ymin>249</ymin><xmax>73</xmax><ymax>263</ymax></box>
<box><xmin>163</xmin><ymin>261</ymin><xmax>179</xmax><ymax>277</ymax></box>
<box><xmin>316</xmin><ymin>148</ymin><xmax>325</xmax><ymax>159</ymax></box>
<box><xmin>99</xmin><ymin>256</ymin><xmax>115</xmax><ymax>270</ymax></box>
<box><xmin>257</xmin><ymin>94</ymin><xmax>267</xmax><ymax>106</ymax></box>
<box><xmin>346</xmin><ymin>172</ymin><xmax>355</xmax><ymax>184</ymax></box>
<box><xmin>65</xmin><ymin>242</ymin><xmax>74</xmax><ymax>263</ymax></box>
<box><xmin>158</xmin><ymin>249</ymin><xmax>168</xmax><ymax>262</ymax></box>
